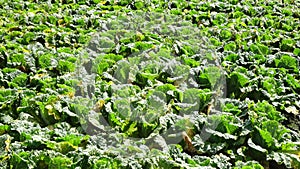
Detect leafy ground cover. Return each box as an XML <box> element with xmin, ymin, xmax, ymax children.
<box><xmin>0</xmin><ymin>0</ymin><xmax>300</xmax><ymax>168</ymax></box>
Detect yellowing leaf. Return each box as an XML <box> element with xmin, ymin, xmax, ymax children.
<box><xmin>22</xmin><ymin>48</ymin><xmax>30</xmax><ymax>53</ymax></box>
<box><xmin>93</xmin><ymin>99</ymin><xmax>105</xmax><ymax>112</ymax></box>
<box><xmin>5</xmin><ymin>135</ymin><xmax>11</xmax><ymax>152</ymax></box>
<box><xmin>285</xmin><ymin>106</ymin><xmax>299</xmax><ymax>115</ymax></box>
<box><xmin>240</xmin><ymin>22</ymin><xmax>247</xmax><ymax>27</ymax></box>
<box><xmin>45</xmin><ymin>104</ymin><xmax>53</xmax><ymax>112</ymax></box>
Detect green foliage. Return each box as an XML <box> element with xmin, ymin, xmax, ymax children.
<box><xmin>0</xmin><ymin>0</ymin><xmax>300</xmax><ymax>168</ymax></box>
<box><xmin>275</xmin><ymin>54</ymin><xmax>298</xmax><ymax>72</ymax></box>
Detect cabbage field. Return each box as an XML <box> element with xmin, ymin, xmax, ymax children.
<box><xmin>1</xmin><ymin>0</ymin><xmax>300</xmax><ymax>168</ymax></box>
